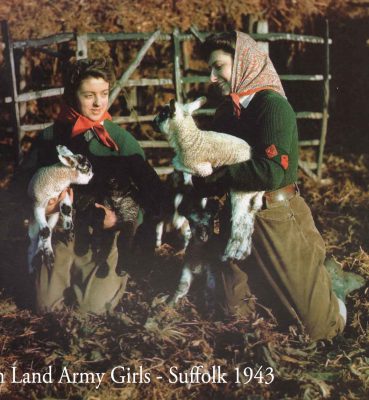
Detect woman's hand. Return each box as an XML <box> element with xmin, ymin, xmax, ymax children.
<box><xmin>94</xmin><ymin>203</ymin><xmax>118</xmax><ymax>230</ymax></box>
<box><xmin>46</xmin><ymin>187</ymin><xmax>74</xmax><ymax>216</ymax></box>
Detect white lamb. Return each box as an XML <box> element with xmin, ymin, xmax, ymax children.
<box><xmin>27</xmin><ymin>145</ymin><xmax>93</xmax><ymax>272</ymax></box>
<box><xmin>154</xmin><ymin>97</ymin><xmax>264</xmax><ymax>261</ymax></box>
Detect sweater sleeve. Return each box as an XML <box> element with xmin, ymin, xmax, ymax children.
<box><xmin>123</xmin><ymin>154</ymin><xmax>167</xmax><ymax>218</ymax></box>
<box><xmin>229</xmin><ymin>94</ymin><xmax>298</xmax><ymax>191</ymax></box>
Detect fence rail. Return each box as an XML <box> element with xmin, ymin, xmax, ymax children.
<box><xmin>1</xmin><ymin>20</ymin><xmax>331</xmax><ymax>179</ymax></box>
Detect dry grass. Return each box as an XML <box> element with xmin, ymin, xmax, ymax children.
<box><xmin>0</xmin><ymin>148</ymin><xmax>368</xmax><ymax>399</ymax></box>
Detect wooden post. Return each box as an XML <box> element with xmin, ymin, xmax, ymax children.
<box><xmin>182</xmin><ymin>40</ymin><xmax>190</xmax><ymax>101</ymax></box>
<box><xmin>317</xmin><ymin>20</ymin><xmax>330</xmax><ymax>179</ymax></box>
<box><xmin>173</xmin><ymin>28</ymin><xmax>183</xmax><ymax>103</ymax></box>
<box><xmin>1</xmin><ymin>20</ymin><xmax>22</xmax><ymax>163</ymax></box>
<box><xmin>245</xmin><ymin>14</ymin><xmax>258</xmax><ymax>34</ymax></box>
<box><xmin>256</xmin><ymin>20</ymin><xmax>269</xmax><ymax>54</ymax></box>
<box><xmin>76</xmin><ymin>33</ymin><xmax>88</xmax><ymax>59</ymax></box>
<box><xmin>108</xmin><ymin>30</ymin><xmax>161</xmax><ymax>108</ymax></box>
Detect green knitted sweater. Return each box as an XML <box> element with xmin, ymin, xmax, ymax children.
<box><xmin>212</xmin><ymin>90</ymin><xmax>298</xmax><ymax>192</ymax></box>
<box><xmin>35</xmin><ymin>120</ymin><xmax>145</xmax><ymax>165</ymax></box>
<box><xmin>23</xmin><ymin>120</ymin><xmax>164</xmax><ymax>221</ymax></box>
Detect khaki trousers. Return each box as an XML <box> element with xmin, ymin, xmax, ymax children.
<box><xmin>35</xmin><ymin>231</ymin><xmax>128</xmax><ymax>314</ymax></box>
<box><xmin>215</xmin><ymin>194</ymin><xmax>345</xmax><ymax>341</ymax></box>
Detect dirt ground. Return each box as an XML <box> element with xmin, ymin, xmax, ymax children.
<box><xmin>0</xmin><ymin>144</ymin><xmax>368</xmax><ymax>399</ymax></box>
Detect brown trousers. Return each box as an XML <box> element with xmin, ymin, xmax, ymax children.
<box><xmin>35</xmin><ymin>231</ymin><xmax>128</xmax><ymax>314</ymax></box>
<box><xmin>215</xmin><ymin>194</ymin><xmax>344</xmax><ymax>341</ymax></box>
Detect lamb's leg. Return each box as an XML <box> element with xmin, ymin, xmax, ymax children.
<box><xmin>204</xmin><ymin>265</ymin><xmax>216</xmax><ymax>311</ymax></box>
<box><xmin>34</xmin><ymin>206</ymin><xmax>58</xmax><ymax>269</ymax></box>
<box><xmin>180</xmin><ymin>220</ymin><xmax>192</xmax><ymax>250</ymax></box>
<box><xmin>27</xmin><ymin>219</ymin><xmax>39</xmax><ymax>273</ymax></box>
<box><xmin>168</xmin><ymin>265</ymin><xmax>193</xmax><ymax>306</ymax></box>
<box><xmin>60</xmin><ymin>191</ymin><xmax>74</xmax><ymax>241</ymax></box>
<box><xmin>222</xmin><ymin>191</ymin><xmax>263</xmax><ymax>261</ymax></box>
<box><xmin>172</xmin><ymin>193</ymin><xmax>186</xmax><ymax>229</ymax></box>
<box><xmin>182</xmin><ymin>172</ymin><xmax>193</xmax><ymax>186</ymax></box>
<box><xmin>192</xmin><ymin>162</ymin><xmax>214</xmax><ymax>177</ymax></box>
<box><xmin>172</xmin><ymin>156</ymin><xmax>196</xmax><ymax>175</ymax></box>
<box><xmin>155</xmin><ymin>221</ymin><xmax>164</xmax><ymax>248</ymax></box>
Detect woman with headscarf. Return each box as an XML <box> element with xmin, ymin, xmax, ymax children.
<box><xmin>194</xmin><ymin>31</ymin><xmax>346</xmax><ymax>341</ymax></box>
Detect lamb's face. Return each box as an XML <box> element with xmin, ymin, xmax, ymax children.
<box><xmin>154</xmin><ymin>96</ymin><xmax>207</xmax><ymax>136</ymax></box>
<box><xmin>188</xmin><ymin>209</ymin><xmax>214</xmax><ymax>244</ymax></box>
<box><xmin>154</xmin><ymin>99</ymin><xmax>186</xmax><ymax>136</ymax></box>
<box><xmin>154</xmin><ymin>104</ymin><xmax>172</xmax><ymax>135</ymax></box>
<box><xmin>74</xmin><ymin>155</ymin><xmax>94</xmax><ymax>184</ymax></box>
<box><xmin>187</xmin><ymin>199</ymin><xmax>219</xmax><ymax>244</ymax></box>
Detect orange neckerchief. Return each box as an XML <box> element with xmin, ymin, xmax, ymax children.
<box><xmin>57</xmin><ymin>104</ymin><xmax>119</xmax><ymax>151</ymax></box>
<box><xmin>229</xmin><ymin>32</ymin><xmax>286</xmax><ymax>118</ymax></box>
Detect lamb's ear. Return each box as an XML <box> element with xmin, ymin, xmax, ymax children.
<box><xmin>58</xmin><ymin>154</ymin><xmax>78</xmax><ymax>168</ymax></box>
<box><xmin>56</xmin><ymin>145</ymin><xmax>74</xmax><ymax>157</ymax></box>
<box><xmin>183</xmin><ymin>96</ymin><xmax>207</xmax><ymax>115</ymax></box>
<box><xmin>169</xmin><ymin>99</ymin><xmax>176</xmax><ymax>118</ymax></box>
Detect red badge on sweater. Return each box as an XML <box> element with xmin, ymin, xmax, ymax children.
<box><xmin>281</xmin><ymin>155</ymin><xmax>289</xmax><ymax>170</ymax></box>
<box><xmin>265</xmin><ymin>144</ymin><xmax>278</xmax><ymax>158</ymax></box>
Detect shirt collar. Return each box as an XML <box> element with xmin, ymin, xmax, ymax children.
<box><xmin>239</xmin><ymin>93</ymin><xmax>255</xmax><ymax>109</ymax></box>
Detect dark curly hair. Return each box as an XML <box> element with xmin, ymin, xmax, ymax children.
<box><xmin>201</xmin><ymin>31</ymin><xmax>237</xmax><ymax>61</ymax></box>
<box><xmin>63</xmin><ymin>58</ymin><xmax>115</xmax><ymax>108</ymax></box>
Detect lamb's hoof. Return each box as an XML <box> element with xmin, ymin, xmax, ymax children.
<box><xmin>40</xmin><ymin>249</ymin><xmax>55</xmax><ymax>270</ymax></box>
<box><xmin>59</xmin><ymin>228</ymin><xmax>74</xmax><ymax>243</ymax></box>
<box><xmin>115</xmin><ymin>265</ymin><xmax>128</xmax><ymax>277</ymax></box>
<box><xmin>222</xmin><ymin>239</ymin><xmax>250</xmax><ymax>262</ymax></box>
<box><xmin>167</xmin><ymin>297</ymin><xmax>178</xmax><ymax>307</ymax></box>
<box><xmin>65</xmin><ymin>229</ymin><xmax>74</xmax><ymax>242</ymax></box>
<box><xmin>63</xmin><ymin>221</ymin><xmax>74</xmax><ymax>231</ymax></box>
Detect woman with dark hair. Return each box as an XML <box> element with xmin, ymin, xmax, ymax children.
<box><xmin>27</xmin><ymin>58</ymin><xmax>163</xmax><ymax>314</ymax></box>
<box><xmin>194</xmin><ymin>31</ymin><xmax>347</xmax><ymax>340</ymax></box>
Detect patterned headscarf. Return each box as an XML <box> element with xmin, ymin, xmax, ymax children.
<box><xmin>230</xmin><ymin>31</ymin><xmax>285</xmax><ymax>118</ymax></box>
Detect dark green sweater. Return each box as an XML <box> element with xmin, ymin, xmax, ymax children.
<box><xmin>211</xmin><ymin>90</ymin><xmax>298</xmax><ymax>192</ymax></box>
<box><xmin>32</xmin><ymin>120</ymin><xmax>145</xmax><ymax>166</ymax></box>
<box><xmin>20</xmin><ymin>120</ymin><xmax>164</xmax><ymax>219</ymax></box>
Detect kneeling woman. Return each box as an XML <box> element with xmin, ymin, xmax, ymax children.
<box><xmin>29</xmin><ymin>58</ymin><xmax>163</xmax><ymax>314</ymax></box>
<box><xmin>194</xmin><ymin>32</ymin><xmax>346</xmax><ymax>341</ymax></box>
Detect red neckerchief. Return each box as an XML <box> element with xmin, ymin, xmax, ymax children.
<box><xmin>57</xmin><ymin>104</ymin><xmax>119</xmax><ymax>151</ymax></box>
<box><xmin>229</xmin><ymin>87</ymin><xmax>278</xmax><ymax>118</ymax></box>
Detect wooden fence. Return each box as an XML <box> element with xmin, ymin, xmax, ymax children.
<box><xmin>1</xmin><ymin>20</ymin><xmax>331</xmax><ymax>179</ymax></box>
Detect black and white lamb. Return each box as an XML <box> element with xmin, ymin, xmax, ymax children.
<box><xmin>155</xmin><ymin>171</ymin><xmax>194</xmax><ymax>250</ymax></box>
<box><xmin>72</xmin><ymin>168</ymin><xmax>140</xmax><ymax>276</ymax></box>
<box><xmin>27</xmin><ymin>145</ymin><xmax>93</xmax><ymax>272</ymax></box>
<box><xmin>169</xmin><ymin>198</ymin><xmax>219</xmax><ymax>307</ymax></box>
<box><xmin>154</xmin><ymin>97</ymin><xmax>264</xmax><ymax>261</ymax></box>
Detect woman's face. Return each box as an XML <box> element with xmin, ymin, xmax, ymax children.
<box><xmin>76</xmin><ymin>77</ymin><xmax>109</xmax><ymax>121</ymax></box>
<box><xmin>208</xmin><ymin>49</ymin><xmax>233</xmax><ymax>96</ymax></box>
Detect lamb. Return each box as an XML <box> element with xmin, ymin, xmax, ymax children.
<box><xmin>155</xmin><ymin>171</ymin><xmax>194</xmax><ymax>250</ymax></box>
<box><xmin>72</xmin><ymin>167</ymin><xmax>140</xmax><ymax>276</ymax></box>
<box><xmin>154</xmin><ymin>97</ymin><xmax>264</xmax><ymax>261</ymax></box>
<box><xmin>27</xmin><ymin>145</ymin><xmax>93</xmax><ymax>272</ymax></box>
<box><xmin>169</xmin><ymin>198</ymin><xmax>219</xmax><ymax>307</ymax></box>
